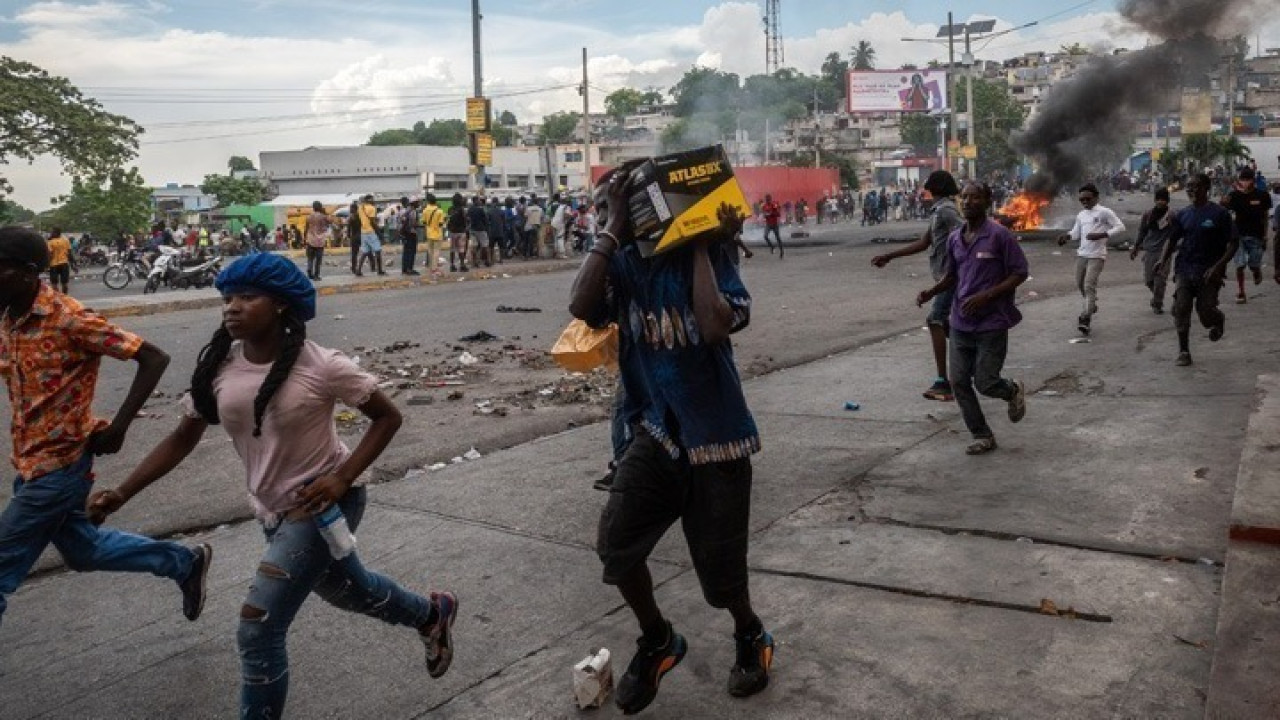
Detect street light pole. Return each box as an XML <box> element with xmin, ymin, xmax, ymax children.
<box><xmin>964</xmin><ymin>30</ymin><xmax>975</xmax><ymax>179</ymax></box>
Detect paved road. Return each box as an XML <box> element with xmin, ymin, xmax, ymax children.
<box><xmin>2</xmin><ymin>199</ymin><xmax>1149</xmax><ymax>542</ymax></box>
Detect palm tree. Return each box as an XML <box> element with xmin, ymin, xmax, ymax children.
<box><xmin>851</xmin><ymin>40</ymin><xmax>877</xmax><ymax>71</ymax></box>
<box><xmin>1215</xmin><ymin>134</ymin><xmax>1251</xmax><ymax>167</ymax></box>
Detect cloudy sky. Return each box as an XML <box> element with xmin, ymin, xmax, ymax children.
<box><xmin>2</xmin><ymin>0</ymin><xmax>1278</xmax><ymax>209</ymax></box>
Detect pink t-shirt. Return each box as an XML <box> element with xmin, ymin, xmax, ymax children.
<box><xmin>182</xmin><ymin>340</ymin><xmax>377</xmax><ymax>520</ymax></box>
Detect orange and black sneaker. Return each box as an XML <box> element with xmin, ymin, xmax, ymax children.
<box><xmin>727</xmin><ymin>626</ymin><xmax>774</xmax><ymax>698</ymax></box>
<box><xmin>615</xmin><ymin>622</ymin><xmax>687</xmax><ymax>715</ymax></box>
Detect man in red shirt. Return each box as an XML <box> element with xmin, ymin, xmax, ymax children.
<box><xmin>760</xmin><ymin>194</ymin><xmax>783</xmax><ymax>258</ymax></box>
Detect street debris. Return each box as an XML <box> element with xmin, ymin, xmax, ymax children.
<box><xmin>428</xmin><ymin>462</ymin><xmax>448</xmax><ymax>471</ymax></box>
<box><xmin>459</xmin><ymin>330</ymin><xmax>500</xmax><ymax>342</ymax></box>
<box><xmin>843</xmin><ymin>402</ymin><xmax>861</xmax><ymax>411</ymax></box>
<box><xmin>463</xmin><ymin>447</ymin><xmax>482</xmax><ymax>461</ymax></box>
<box><xmin>496</xmin><ymin>305</ymin><xmax>542</xmax><ymax>313</ymax></box>
<box><xmin>1069</xmin><ymin>338</ymin><xmax>1091</xmax><ymax>344</ymax></box>
<box><xmin>458</xmin><ymin>351</ymin><xmax>478</xmax><ymax>366</ymax></box>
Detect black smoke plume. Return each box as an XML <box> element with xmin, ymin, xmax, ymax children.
<box><xmin>1014</xmin><ymin>0</ymin><xmax>1269</xmax><ymax>195</ymax></box>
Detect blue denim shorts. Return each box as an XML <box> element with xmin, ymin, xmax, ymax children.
<box><xmin>1234</xmin><ymin>236</ymin><xmax>1263</xmax><ymax>268</ymax></box>
<box><xmin>927</xmin><ymin>287</ymin><xmax>954</xmax><ymax>327</ymax></box>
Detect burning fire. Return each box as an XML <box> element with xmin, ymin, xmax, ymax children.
<box><xmin>999</xmin><ymin>192</ymin><xmax>1052</xmax><ymax>232</ymax></box>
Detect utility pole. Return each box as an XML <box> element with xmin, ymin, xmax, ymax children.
<box><xmin>964</xmin><ymin>28</ymin><xmax>975</xmax><ymax>179</ymax></box>
<box><xmin>581</xmin><ymin>47</ymin><xmax>591</xmax><ymax>194</ymax></box>
<box><xmin>471</xmin><ymin>0</ymin><xmax>485</xmax><ymax>192</ymax></box>
<box><xmin>947</xmin><ymin>11</ymin><xmax>957</xmax><ymax>176</ymax></box>
<box><xmin>1226</xmin><ymin>54</ymin><xmax>1236</xmax><ymax>137</ymax></box>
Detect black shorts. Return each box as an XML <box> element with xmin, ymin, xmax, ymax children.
<box><xmin>597</xmin><ymin>428</ymin><xmax>753</xmax><ymax>608</ymax></box>
<box><xmin>49</xmin><ymin>264</ymin><xmax>70</xmax><ymax>286</ymax></box>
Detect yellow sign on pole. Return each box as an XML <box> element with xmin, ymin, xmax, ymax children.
<box><xmin>959</xmin><ymin>144</ymin><xmax>978</xmax><ymax>160</ymax></box>
<box><xmin>466</xmin><ymin>97</ymin><xmax>491</xmax><ymax>133</ymax></box>
<box><xmin>475</xmin><ymin>133</ymin><xmax>494</xmax><ymax>166</ymax></box>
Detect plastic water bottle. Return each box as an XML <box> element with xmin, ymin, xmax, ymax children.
<box><xmin>314</xmin><ymin>504</ymin><xmax>357</xmax><ymax>560</ymax></box>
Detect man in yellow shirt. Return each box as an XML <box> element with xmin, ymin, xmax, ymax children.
<box><xmin>421</xmin><ymin>193</ymin><xmax>446</xmax><ymax>276</ymax></box>
<box><xmin>46</xmin><ymin>228</ymin><xmax>72</xmax><ymax>293</ymax></box>
<box><xmin>357</xmin><ymin>194</ymin><xmax>386</xmax><ymax>276</ymax></box>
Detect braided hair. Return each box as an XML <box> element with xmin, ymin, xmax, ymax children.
<box><xmin>189</xmin><ymin>310</ymin><xmax>308</xmax><ymax>438</ymax></box>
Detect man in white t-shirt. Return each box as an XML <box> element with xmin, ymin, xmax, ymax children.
<box><xmin>1058</xmin><ymin>183</ymin><xmax>1125</xmax><ymax>335</ymax></box>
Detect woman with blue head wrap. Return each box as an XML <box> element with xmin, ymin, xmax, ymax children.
<box><xmin>87</xmin><ymin>253</ymin><xmax>459</xmax><ymax>715</ymax></box>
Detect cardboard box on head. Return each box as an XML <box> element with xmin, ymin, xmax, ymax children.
<box><xmin>625</xmin><ymin>144</ymin><xmax>752</xmax><ymax>257</ymax></box>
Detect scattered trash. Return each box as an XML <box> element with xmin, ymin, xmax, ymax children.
<box><xmin>446</xmin><ymin>390</ymin><xmax>465</xmax><ymax>401</ymax></box>
<box><xmin>333</xmin><ymin>314</ymin><xmax>346</xmax><ymax>320</ymax></box>
<box><xmin>1069</xmin><ymin>338</ymin><xmax>1091</xmax><ymax>344</ymax></box>
<box><xmin>352</xmin><ymin>356</ymin><xmax>361</xmax><ymax>364</ymax></box>
<box><xmin>1015</xmin><ymin>537</ymin><xmax>1034</xmax><ymax>544</ymax></box>
<box><xmin>403</xmin><ymin>469</ymin><xmax>426</xmax><ymax>481</ymax></box>
<box><xmin>407</xmin><ymin>395</ymin><xmax>435</xmax><ymax>406</ymax></box>
<box><xmin>1197</xmin><ymin>557</ymin><xmax>1216</xmax><ymax>566</ymax></box>
<box><xmin>843</xmin><ymin>401</ymin><xmax>861</xmax><ymax>411</ymax></box>
<box><xmin>501</xmin><ymin>273</ymin><xmax>512</xmax><ymax>278</ymax></box>
<box><xmin>450</xmin><ymin>456</ymin><xmax>465</xmax><ymax>464</ymax></box>
<box><xmin>459</xmin><ymin>330</ymin><xmax>500</xmax><ymax>342</ymax></box>
<box><xmin>1038</xmin><ymin>390</ymin><xmax>1060</xmax><ymax>397</ymax></box>
<box><xmin>463</xmin><ymin>447</ymin><xmax>483</xmax><ymax>461</ymax></box>
<box><xmin>428</xmin><ymin>462</ymin><xmax>448</xmax><ymax>471</ymax></box>
<box><xmin>458</xmin><ymin>352</ymin><xmax>478</xmax><ymax>365</ymax></box>
<box><xmin>539</xmin><ymin>388</ymin><xmax>556</xmax><ymax>396</ymax></box>
<box><xmin>573</xmin><ymin>648</ymin><xmax>614</xmax><ymax>710</ymax></box>
<box><xmin>422</xmin><ymin>380</ymin><xmax>466</xmax><ymax>387</ymax></box>
<box><xmin>496</xmin><ymin>305</ymin><xmax>543</xmax><ymax>313</ymax></box>
<box><xmin>1026</xmin><ymin>291</ymin><xmax>1040</xmax><ymax>298</ymax></box>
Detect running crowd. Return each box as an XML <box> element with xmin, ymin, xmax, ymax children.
<box><xmin>3</xmin><ymin>158</ymin><xmax>1280</xmax><ymax>716</ymax></box>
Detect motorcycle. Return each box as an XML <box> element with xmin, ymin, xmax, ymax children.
<box><xmin>169</xmin><ymin>253</ymin><xmax>222</xmax><ymax>290</ymax></box>
<box><xmin>143</xmin><ymin>246</ymin><xmax>183</xmax><ymax>294</ymax></box>
<box><xmin>76</xmin><ymin>243</ymin><xmax>111</xmax><ymax>267</ymax></box>
<box><xmin>101</xmin><ymin>248</ymin><xmax>151</xmax><ymax>290</ymax></box>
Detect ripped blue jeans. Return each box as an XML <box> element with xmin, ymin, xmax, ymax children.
<box><xmin>238</xmin><ymin>486</ymin><xmax>433</xmax><ymax>718</ymax></box>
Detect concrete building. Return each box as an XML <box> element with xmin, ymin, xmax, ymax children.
<box><xmin>258</xmin><ymin>143</ymin><xmax>601</xmax><ymax>199</ymax></box>
<box><xmin>150</xmin><ymin>183</ymin><xmax>216</xmax><ymax>225</ymax></box>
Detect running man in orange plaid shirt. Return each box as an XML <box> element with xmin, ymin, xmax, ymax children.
<box><xmin>0</xmin><ymin>226</ymin><xmax>211</xmax><ymax>627</ymax></box>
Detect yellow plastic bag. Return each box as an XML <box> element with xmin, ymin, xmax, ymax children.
<box><xmin>551</xmin><ymin>319</ymin><xmax>619</xmax><ymax>372</ymax></box>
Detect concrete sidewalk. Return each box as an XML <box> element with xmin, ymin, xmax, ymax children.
<box><xmin>1</xmin><ymin>277</ymin><xmax>1275</xmax><ymax>718</ymax></box>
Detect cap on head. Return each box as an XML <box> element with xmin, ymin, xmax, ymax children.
<box><xmin>0</xmin><ymin>226</ymin><xmax>51</xmax><ymax>272</ymax></box>
<box><xmin>215</xmin><ymin>252</ymin><xmax>316</xmax><ymax>322</ymax></box>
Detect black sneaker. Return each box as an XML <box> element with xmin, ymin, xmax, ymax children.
<box><xmin>420</xmin><ymin>591</ymin><xmax>458</xmax><ymax>678</ymax></box>
<box><xmin>593</xmin><ymin>463</ymin><xmax>617</xmax><ymax>491</ymax></box>
<box><xmin>615</xmin><ymin>622</ymin><xmax>687</xmax><ymax>715</ymax></box>
<box><xmin>1209</xmin><ymin>320</ymin><xmax>1224</xmax><ymax>342</ymax></box>
<box><xmin>1176</xmin><ymin>352</ymin><xmax>1193</xmax><ymax>366</ymax></box>
<box><xmin>727</xmin><ymin>627</ymin><xmax>775</xmax><ymax>698</ymax></box>
<box><xmin>180</xmin><ymin>543</ymin><xmax>212</xmax><ymax>622</ymax></box>
<box><xmin>922</xmin><ymin>379</ymin><xmax>954</xmax><ymax>402</ymax></box>
<box><xmin>1077</xmin><ymin>315</ymin><xmax>1091</xmax><ymax>335</ymax></box>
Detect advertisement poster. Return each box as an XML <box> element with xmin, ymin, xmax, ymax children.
<box><xmin>847</xmin><ymin>70</ymin><xmax>949</xmax><ymax>114</ymax></box>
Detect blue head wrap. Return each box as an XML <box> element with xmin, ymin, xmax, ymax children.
<box><xmin>215</xmin><ymin>253</ymin><xmax>316</xmax><ymax>322</ymax></box>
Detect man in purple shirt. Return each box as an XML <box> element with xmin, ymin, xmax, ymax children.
<box><xmin>917</xmin><ymin>182</ymin><xmax>1029</xmax><ymax>455</ymax></box>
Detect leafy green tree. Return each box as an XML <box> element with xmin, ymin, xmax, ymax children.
<box><xmin>0</xmin><ymin>198</ymin><xmax>35</xmax><ymax>225</ymax></box>
<box><xmin>953</xmin><ymin>77</ymin><xmax>1028</xmax><ymax>177</ymax></box>
<box><xmin>498</xmin><ymin>110</ymin><xmax>518</xmax><ymax>126</ymax></box>
<box><xmin>1181</xmin><ymin>133</ymin><xmax>1251</xmax><ymax>169</ymax></box>
<box><xmin>821</xmin><ymin>52</ymin><xmax>849</xmax><ymax>105</ymax></box>
<box><xmin>851</xmin><ymin>40</ymin><xmax>877</xmax><ymax>71</ymax></box>
<box><xmin>415</xmin><ymin>119</ymin><xmax>467</xmax><ymax>146</ymax></box>
<box><xmin>540</xmin><ymin>111</ymin><xmax>581</xmax><ymax>144</ymax></box>
<box><xmin>227</xmin><ymin>155</ymin><xmax>256</xmax><ymax>172</ymax></box>
<box><xmin>670</xmin><ymin>67</ymin><xmax>742</xmax><ymax>117</ymax></box>
<box><xmin>0</xmin><ymin>56</ymin><xmax>141</xmax><ymax>199</ymax></box>
<box><xmin>605</xmin><ymin>88</ymin><xmax>646</xmax><ymax>119</ymax></box>
<box><xmin>47</xmin><ymin>167</ymin><xmax>151</xmax><ymax>237</ymax></box>
<box><xmin>367</xmin><ymin>128</ymin><xmax>417</xmax><ymax>146</ymax></box>
<box><xmin>492</xmin><ymin>124</ymin><xmax>517</xmax><ymax>146</ymax></box>
<box><xmin>200</xmin><ymin>173</ymin><xmax>265</xmax><ymax>207</ymax></box>
<box><xmin>900</xmin><ymin>113</ymin><xmax>942</xmax><ymax>154</ymax></box>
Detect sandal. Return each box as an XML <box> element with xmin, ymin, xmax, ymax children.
<box><xmin>965</xmin><ymin>437</ymin><xmax>998</xmax><ymax>455</ymax></box>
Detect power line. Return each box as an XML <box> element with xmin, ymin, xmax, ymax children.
<box><xmin>139</xmin><ymin>84</ymin><xmax>577</xmax><ymax>145</ymax></box>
